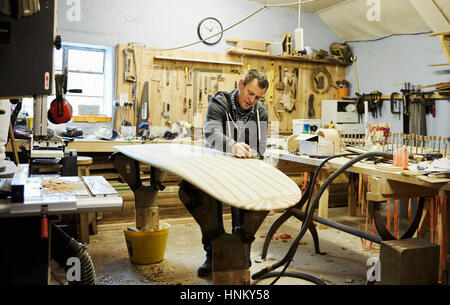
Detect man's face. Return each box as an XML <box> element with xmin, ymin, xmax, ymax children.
<box><xmin>237</xmin><ymin>78</ymin><xmax>267</xmax><ymax>111</ymax></box>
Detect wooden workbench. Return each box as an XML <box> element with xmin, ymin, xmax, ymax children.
<box><xmin>6</xmin><ymin>138</ymin><xmax>204</xmax><ymax>153</ymax></box>
<box><xmin>265</xmin><ymin>148</ymin><xmax>450</xmax><ymax>284</ymax></box>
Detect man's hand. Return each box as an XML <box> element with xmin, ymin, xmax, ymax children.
<box><xmin>231</xmin><ymin>142</ymin><xmax>251</xmax><ymax>158</ymax></box>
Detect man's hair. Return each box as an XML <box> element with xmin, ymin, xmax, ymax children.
<box><xmin>242</xmin><ymin>68</ymin><xmax>269</xmax><ymax>90</ymax></box>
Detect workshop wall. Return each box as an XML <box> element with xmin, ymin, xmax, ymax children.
<box><xmin>346</xmin><ymin>33</ymin><xmax>450</xmax><ymax>138</ymax></box>
<box><xmin>55</xmin><ymin>0</ymin><xmax>343</xmax><ymax>134</ymax></box>
<box><xmin>56</xmin><ymin>0</ymin><xmax>339</xmax><ymax>52</ymax></box>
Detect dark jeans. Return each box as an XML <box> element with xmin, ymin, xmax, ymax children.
<box><xmin>204</xmin><ymin>206</ymin><xmax>251</xmax><ymax>266</ymax></box>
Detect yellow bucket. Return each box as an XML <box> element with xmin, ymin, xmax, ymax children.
<box><xmin>123</xmin><ymin>223</ymin><xmax>170</xmax><ymax>264</ymax></box>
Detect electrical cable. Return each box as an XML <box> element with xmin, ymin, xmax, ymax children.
<box><xmin>252</xmin><ymin>151</ymin><xmax>393</xmax><ymax>285</ymax></box>
<box><xmin>144</xmin><ymin>0</ymin><xmax>317</xmax><ymax>51</ymax></box>
<box><xmin>344</xmin><ymin>31</ymin><xmax>432</xmax><ymax>44</ymax></box>
<box><xmin>260</xmin><ymin>152</ymin><xmax>358</xmax><ymax>285</ymax></box>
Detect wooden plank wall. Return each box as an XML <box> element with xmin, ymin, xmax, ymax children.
<box><xmin>115</xmin><ymin>44</ymin><xmax>346</xmax><ymax>134</ymax></box>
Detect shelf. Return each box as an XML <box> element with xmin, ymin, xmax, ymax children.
<box><xmin>153</xmin><ymin>55</ymin><xmax>243</xmax><ymax>66</ymax></box>
<box><xmin>226</xmin><ymin>47</ymin><xmax>348</xmax><ymax>66</ymax></box>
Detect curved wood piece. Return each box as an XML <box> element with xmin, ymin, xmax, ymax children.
<box><xmin>369</xmin><ymin>197</ymin><xmax>425</xmax><ymax>240</ymax></box>
<box><xmin>114</xmin><ymin>144</ymin><xmax>301</xmax><ymax>211</ymax></box>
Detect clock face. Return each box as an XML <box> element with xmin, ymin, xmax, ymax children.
<box><xmin>197</xmin><ymin>17</ymin><xmax>223</xmax><ymax>45</ymax></box>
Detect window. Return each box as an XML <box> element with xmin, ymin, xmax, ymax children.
<box><xmin>22</xmin><ymin>42</ymin><xmax>113</xmax><ymax>118</ymax></box>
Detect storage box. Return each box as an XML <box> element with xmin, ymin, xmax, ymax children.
<box><xmin>296</xmin><ymin>134</ymin><xmax>334</xmax><ymax>156</ymax></box>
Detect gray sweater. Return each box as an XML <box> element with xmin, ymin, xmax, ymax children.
<box><xmin>203</xmin><ymin>90</ymin><xmax>268</xmax><ymax>157</ymax></box>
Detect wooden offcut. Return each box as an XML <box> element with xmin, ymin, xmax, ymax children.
<box><xmin>226</xmin><ymin>38</ymin><xmax>270</xmax><ymax>52</ymax></box>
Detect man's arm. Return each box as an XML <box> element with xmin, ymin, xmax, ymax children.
<box><xmin>203</xmin><ymin>100</ymin><xmax>235</xmax><ymax>154</ymax></box>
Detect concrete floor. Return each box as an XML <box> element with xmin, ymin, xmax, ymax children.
<box><xmin>66</xmin><ymin>207</ymin><xmax>381</xmax><ymax>286</ymax></box>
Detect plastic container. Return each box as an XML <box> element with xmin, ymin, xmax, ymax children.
<box><xmin>337</xmin><ymin>87</ymin><xmax>349</xmax><ymax>100</ymax></box>
<box><xmin>393</xmin><ymin>148</ymin><xmax>409</xmax><ymax>170</ymax></box>
<box><xmin>123</xmin><ymin>222</ymin><xmax>170</xmax><ymax>264</ymax></box>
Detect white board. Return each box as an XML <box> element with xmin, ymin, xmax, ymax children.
<box><xmin>114</xmin><ymin>144</ymin><xmax>301</xmax><ymax>211</ymax></box>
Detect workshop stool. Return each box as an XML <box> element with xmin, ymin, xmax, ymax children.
<box><xmin>77</xmin><ymin>156</ymin><xmax>93</xmax><ymax>177</ymax></box>
<box><xmin>76</xmin><ymin>156</ymin><xmax>97</xmax><ymax>244</ymax></box>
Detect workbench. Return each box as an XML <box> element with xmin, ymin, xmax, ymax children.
<box><xmin>6</xmin><ymin>137</ymin><xmax>204</xmax><ymax>153</ymax></box>
<box><xmin>264</xmin><ymin>148</ymin><xmax>450</xmax><ymax>284</ymax></box>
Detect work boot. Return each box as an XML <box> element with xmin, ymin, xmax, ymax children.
<box><xmin>197</xmin><ymin>258</ymin><xmax>212</xmax><ymax>276</ymax></box>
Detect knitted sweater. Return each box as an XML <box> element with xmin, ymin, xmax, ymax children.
<box><xmin>203</xmin><ymin>89</ymin><xmax>268</xmax><ymax>158</ymax></box>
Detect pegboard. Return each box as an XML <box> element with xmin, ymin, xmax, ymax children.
<box><xmin>115</xmin><ymin>44</ymin><xmax>346</xmax><ymax>134</ymax></box>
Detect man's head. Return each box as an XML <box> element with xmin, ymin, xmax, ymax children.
<box><xmin>237</xmin><ymin>69</ymin><xmax>269</xmax><ymax>111</ymax></box>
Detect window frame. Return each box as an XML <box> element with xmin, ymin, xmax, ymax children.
<box><xmin>54</xmin><ymin>43</ymin><xmax>112</xmax><ymax>117</ymax></box>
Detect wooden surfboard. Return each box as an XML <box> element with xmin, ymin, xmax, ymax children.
<box><xmin>114</xmin><ymin>144</ymin><xmax>301</xmax><ymax>211</ymax></box>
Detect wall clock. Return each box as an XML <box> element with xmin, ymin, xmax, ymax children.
<box><xmin>197</xmin><ymin>17</ymin><xmax>223</xmax><ymax>45</ymax></box>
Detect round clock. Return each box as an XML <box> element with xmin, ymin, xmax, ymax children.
<box><xmin>197</xmin><ymin>17</ymin><xmax>223</xmax><ymax>45</ymax></box>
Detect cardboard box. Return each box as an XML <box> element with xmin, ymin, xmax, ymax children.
<box><xmin>296</xmin><ymin>134</ymin><xmax>334</xmax><ymax>156</ymax></box>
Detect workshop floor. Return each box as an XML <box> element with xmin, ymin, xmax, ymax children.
<box><xmin>52</xmin><ymin>207</ymin><xmax>381</xmax><ymax>286</ymax></box>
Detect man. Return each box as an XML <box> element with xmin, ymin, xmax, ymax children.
<box><xmin>179</xmin><ymin>69</ymin><xmax>269</xmax><ymax>276</ymax></box>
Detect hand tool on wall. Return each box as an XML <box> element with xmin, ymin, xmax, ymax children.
<box><xmin>199</xmin><ymin>75</ymin><xmax>202</xmax><ymax>101</ymax></box>
<box><xmin>166</xmin><ymin>66</ymin><xmax>170</xmax><ymax>86</ymax></box>
<box><xmin>293</xmin><ymin>68</ymin><xmax>299</xmax><ymax>99</ymax></box>
<box><xmin>183</xmin><ymin>97</ymin><xmax>187</xmax><ymax>113</ymax></box>
<box><xmin>123</xmin><ymin>46</ymin><xmax>136</xmax><ymax>83</ymax></box>
<box><xmin>132</xmin><ymin>84</ymin><xmax>138</xmax><ymax>126</ymax></box>
<box><xmin>176</xmin><ymin>66</ymin><xmax>180</xmax><ymax>90</ymax></box>
<box><xmin>193</xmin><ymin>70</ymin><xmax>198</xmax><ymax>115</ymax></box>
<box><xmin>390</xmin><ymin>92</ymin><xmax>401</xmax><ymax>120</ymax></box>
<box><xmin>350</xmin><ymin>56</ymin><xmax>360</xmax><ymax>94</ymax></box>
<box><xmin>161</xmin><ymin>101</ymin><xmax>170</xmax><ymax>126</ymax></box>
<box><xmin>269</xmin><ymin>62</ymin><xmax>274</xmax><ymax>103</ymax></box>
<box><xmin>188</xmin><ymin>67</ymin><xmax>194</xmax><ymax>86</ymax></box>
<box><xmin>400</xmin><ymin>82</ymin><xmax>411</xmax><ymax>134</ymax></box>
<box><xmin>231</xmin><ymin>69</ymin><xmax>239</xmax><ymax>89</ymax></box>
<box><xmin>151</xmin><ymin>64</ymin><xmax>163</xmax><ymax>92</ymax></box>
<box><xmin>138</xmin><ymin>81</ymin><xmax>149</xmax><ymax>127</ymax></box>
<box><xmin>215</xmin><ymin>73</ymin><xmax>222</xmax><ymax>92</ymax></box>
<box><xmin>188</xmin><ymin>98</ymin><xmax>192</xmax><ymax>123</ymax></box>
<box><xmin>276</xmin><ymin>66</ymin><xmax>284</xmax><ymax>90</ymax></box>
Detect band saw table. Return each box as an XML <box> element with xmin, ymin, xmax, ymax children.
<box><xmin>111</xmin><ymin>143</ymin><xmax>301</xmax><ymax>285</ymax></box>
<box><xmin>0</xmin><ymin>163</ymin><xmax>123</xmax><ymax>284</ymax></box>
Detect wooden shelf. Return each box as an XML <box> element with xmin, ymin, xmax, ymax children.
<box><xmin>226</xmin><ymin>47</ymin><xmax>348</xmax><ymax>66</ymax></box>
<box><xmin>154</xmin><ymin>55</ymin><xmax>243</xmax><ymax>66</ymax></box>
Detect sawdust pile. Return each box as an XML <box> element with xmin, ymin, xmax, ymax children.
<box><xmin>41</xmin><ymin>177</ymin><xmax>85</xmax><ymax>194</ymax></box>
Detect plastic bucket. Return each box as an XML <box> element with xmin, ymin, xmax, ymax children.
<box><xmin>123</xmin><ymin>222</ymin><xmax>170</xmax><ymax>264</ymax></box>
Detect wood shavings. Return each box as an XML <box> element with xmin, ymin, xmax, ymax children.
<box><xmin>40</xmin><ymin>177</ymin><xmax>86</xmax><ymax>195</ymax></box>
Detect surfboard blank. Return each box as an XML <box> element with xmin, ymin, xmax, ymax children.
<box><xmin>114</xmin><ymin>144</ymin><xmax>301</xmax><ymax>211</ymax></box>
